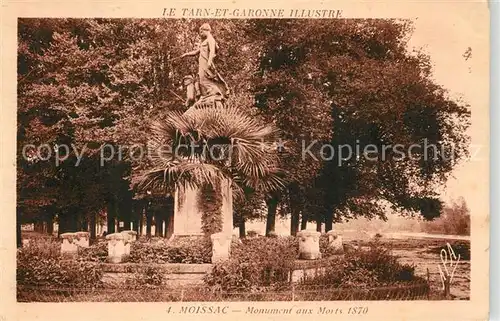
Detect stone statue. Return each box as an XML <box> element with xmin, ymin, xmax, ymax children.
<box><xmin>169</xmin><ymin>24</ymin><xmax>234</xmax><ymax>241</ymax></box>
<box><xmin>182</xmin><ymin>75</ymin><xmax>200</xmax><ymax>108</ymax></box>
<box><xmin>180</xmin><ymin>23</ymin><xmax>230</xmax><ymax>102</ymax></box>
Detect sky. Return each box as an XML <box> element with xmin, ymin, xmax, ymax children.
<box><xmin>405</xmin><ymin>6</ymin><xmax>489</xmax><ymax>209</ymax></box>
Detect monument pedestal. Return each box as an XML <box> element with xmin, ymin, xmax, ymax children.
<box><xmin>172</xmin><ymin>185</ymin><xmax>204</xmax><ymax>237</ymax></box>
<box><xmin>171</xmin><ymin>179</ymin><xmax>233</xmax><ymax>239</ymax></box>
<box><xmin>220</xmin><ymin>179</ymin><xmax>234</xmax><ymax>236</ymax></box>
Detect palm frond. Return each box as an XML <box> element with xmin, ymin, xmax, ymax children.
<box><xmin>137</xmin><ymin>101</ymin><xmax>286</xmax><ymax>194</ymax></box>
<box><xmin>137</xmin><ymin>161</ymin><xmax>228</xmax><ymax>192</ymax></box>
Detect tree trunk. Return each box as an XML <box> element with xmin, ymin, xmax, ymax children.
<box><xmin>133</xmin><ymin>218</ymin><xmax>140</xmax><ymax>234</ymax></box>
<box><xmin>45</xmin><ymin>212</ymin><xmax>54</xmax><ymax>235</ymax></box>
<box><xmin>300</xmin><ymin>214</ymin><xmax>308</xmax><ymax>230</ymax></box>
<box><xmin>139</xmin><ymin>207</ymin><xmax>144</xmax><ymax>236</ymax></box>
<box><xmin>290</xmin><ymin>209</ymin><xmax>300</xmax><ymax>236</ymax></box>
<box><xmin>59</xmin><ymin>211</ymin><xmax>77</xmax><ymax>234</ymax></box>
<box><xmin>123</xmin><ymin>218</ymin><xmax>131</xmax><ymax>232</ymax></box>
<box><xmin>34</xmin><ymin>220</ymin><xmax>44</xmax><ymax>233</ymax></box>
<box><xmin>155</xmin><ymin>211</ymin><xmax>163</xmax><ymax>237</ymax></box>
<box><xmin>80</xmin><ymin>215</ymin><xmax>89</xmax><ymax>232</ymax></box>
<box><xmin>165</xmin><ymin>198</ymin><xmax>174</xmax><ymax>239</ymax></box>
<box><xmin>265</xmin><ymin>198</ymin><xmax>278</xmax><ymax>236</ymax></box>
<box><xmin>316</xmin><ymin>214</ymin><xmax>322</xmax><ymax>232</ymax></box>
<box><xmin>238</xmin><ymin>216</ymin><xmax>246</xmax><ymax>238</ymax></box>
<box><xmin>145</xmin><ymin>203</ymin><xmax>152</xmax><ymax>237</ymax></box>
<box><xmin>121</xmin><ymin>203</ymin><xmax>131</xmax><ymax>232</ymax></box>
<box><xmin>68</xmin><ymin>212</ymin><xmax>77</xmax><ymax>232</ymax></box>
<box><xmin>16</xmin><ymin>209</ymin><xmax>22</xmax><ymax>248</ymax></box>
<box><xmin>288</xmin><ymin>184</ymin><xmax>301</xmax><ymax>236</ymax></box>
<box><xmin>89</xmin><ymin>212</ymin><xmax>97</xmax><ymax>244</ymax></box>
<box><xmin>165</xmin><ymin>211</ymin><xmax>174</xmax><ymax>239</ymax></box>
<box><xmin>132</xmin><ymin>201</ymin><xmax>141</xmax><ymax>234</ymax></box>
<box><xmin>58</xmin><ymin>212</ymin><xmax>66</xmax><ymax>236</ymax></box>
<box><xmin>107</xmin><ymin>198</ymin><xmax>116</xmax><ymax>234</ymax></box>
<box><xmin>316</xmin><ymin>219</ymin><xmax>322</xmax><ymax>232</ymax></box>
<box><xmin>325</xmin><ymin>213</ymin><xmax>333</xmax><ymax>232</ymax></box>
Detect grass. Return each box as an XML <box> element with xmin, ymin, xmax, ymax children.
<box><xmin>349</xmin><ymin>238</ymin><xmax>470</xmax><ymax>259</ymax></box>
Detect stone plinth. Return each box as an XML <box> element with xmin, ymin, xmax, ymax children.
<box><xmin>210</xmin><ymin>232</ymin><xmax>232</xmax><ymax>263</ymax></box>
<box><xmin>297</xmin><ymin>230</ymin><xmax>321</xmax><ymax>260</ymax></box>
<box><xmin>220</xmin><ymin>179</ymin><xmax>233</xmax><ymax>236</ymax></box>
<box><xmin>326</xmin><ymin>230</ymin><xmax>344</xmax><ymax>254</ymax></box>
<box><xmin>120</xmin><ymin>230</ymin><xmax>137</xmax><ymax>256</ymax></box>
<box><xmin>290</xmin><ymin>256</ymin><xmax>345</xmax><ymax>282</ymax></box>
<box><xmin>60</xmin><ymin>232</ymin><xmax>78</xmax><ymax>257</ymax></box>
<box><xmin>173</xmin><ymin>185</ymin><xmax>203</xmax><ymax>236</ymax></box>
<box><xmin>75</xmin><ymin>231</ymin><xmax>90</xmax><ymax>248</ymax></box>
<box><xmin>121</xmin><ymin>230</ymin><xmax>138</xmax><ymax>242</ymax></box>
<box><xmin>173</xmin><ymin>179</ymin><xmax>233</xmax><ymax>238</ymax></box>
<box><xmin>106</xmin><ymin>233</ymin><xmax>126</xmax><ymax>263</ymax></box>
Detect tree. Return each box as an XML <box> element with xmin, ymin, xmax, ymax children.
<box><xmin>249</xmin><ymin>19</ymin><xmax>469</xmax><ymax>232</ymax></box>
<box><xmin>420</xmin><ymin>197</ymin><xmax>470</xmax><ymax>236</ymax></box>
<box><xmin>17</xmin><ymin>18</ymin><xmax>257</xmax><ymax>238</ymax></box>
<box><xmin>17</xmin><ymin>18</ymin><xmax>183</xmax><ymax>235</ymax></box>
<box><xmin>17</xmin><ymin>18</ymin><xmax>470</xmax><ymax>240</ymax></box>
<box><xmin>135</xmin><ymin>101</ymin><xmax>286</xmax><ymax>233</ymax></box>
<box><xmin>233</xmin><ymin>188</ymin><xmax>267</xmax><ymax>238</ymax></box>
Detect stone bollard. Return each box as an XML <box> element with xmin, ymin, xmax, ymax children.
<box><xmin>326</xmin><ymin>230</ymin><xmax>344</xmax><ymax>254</ymax></box>
<box><xmin>121</xmin><ymin>230</ymin><xmax>138</xmax><ymax>242</ymax></box>
<box><xmin>119</xmin><ymin>231</ymin><xmax>136</xmax><ymax>257</ymax></box>
<box><xmin>105</xmin><ymin>233</ymin><xmax>126</xmax><ymax>263</ymax></box>
<box><xmin>75</xmin><ymin>231</ymin><xmax>90</xmax><ymax>248</ymax></box>
<box><xmin>297</xmin><ymin>230</ymin><xmax>321</xmax><ymax>260</ymax></box>
<box><xmin>60</xmin><ymin>232</ymin><xmax>78</xmax><ymax>257</ymax></box>
<box><xmin>210</xmin><ymin>232</ymin><xmax>232</xmax><ymax>263</ymax></box>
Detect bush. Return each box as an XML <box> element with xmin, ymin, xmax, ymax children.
<box><xmin>205</xmin><ymin>237</ymin><xmax>421</xmax><ymax>292</ymax></box>
<box><xmin>204</xmin><ymin>236</ymin><xmax>298</xmax><ymax>291</ymax></box>
<box><xmin>17</xmin><ymin>240</ymin><xmax>103</xmax><ymax>288</ymax></box>
<box><xmin>351</xmin><ymin>243</ymin><xmax>396</xmax><ymax>277</ymax></box>
<box><xmin>344</xmin><ymin>242</ymin><xmax>416</xmax><ymax>283</ymax></box>
<box><xmin>128</xmin><ymin>237</ymin><xmax>212</xmax><ymax>264</ymax></box>
<box><xmin>18</xmin><ymin>237</ymin><xmax>61</xmax><ymax>258</ymax></box>
<box><xmin>429</xmin><ymin>241</ymin><xmax>470</xmax><ymax>260</ymax></box>
<box><xmin>124</xmin><ymin>266</ymin><xmax>166</xmax><ymax>289</ymax></box>
<box><xmin>78</xmin><ymin>240</ymin><xmax>108</xmax><ymax>262</ymax></box>
<box><xmin>420</xmin><ymin>198</ymin><xmax>470</xmax><ymax>235</ymax></box>
<box><xmin>300</xmin><ymin>240</ymin><xmax>417</xmax><ymax>288</ymax></box>
<box><xmin>319</xmin><ymin>234</ymin><xmax>329</xmax><ymax>255</ymax></box>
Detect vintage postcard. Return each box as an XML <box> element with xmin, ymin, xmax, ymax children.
<box><xmin>0</xmin><ymin>0</ymin><xmax>490</xmax><ymax>320</ymax></box>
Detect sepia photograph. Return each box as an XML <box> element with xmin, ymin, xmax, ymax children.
<box><xmin>10</xmin><ymin>4</ymin><xmax>488</xmax><ymax>313</ymax></box>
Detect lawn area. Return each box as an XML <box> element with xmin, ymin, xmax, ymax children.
<box><xmin>348</xmin><ymin>237</ymin><xmax>470</xmax><ymax>300</ymax></box>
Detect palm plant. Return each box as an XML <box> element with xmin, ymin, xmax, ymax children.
<box><xmin>135</xmin><ymin>101</ymin><xmax>286</xmax><ymax>199</ymax></box>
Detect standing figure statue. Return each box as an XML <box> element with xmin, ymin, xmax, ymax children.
<box><xmin>180</xmin><ymin>23</ymin><xmax>230</xmax><ymax>102</ymax></box>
